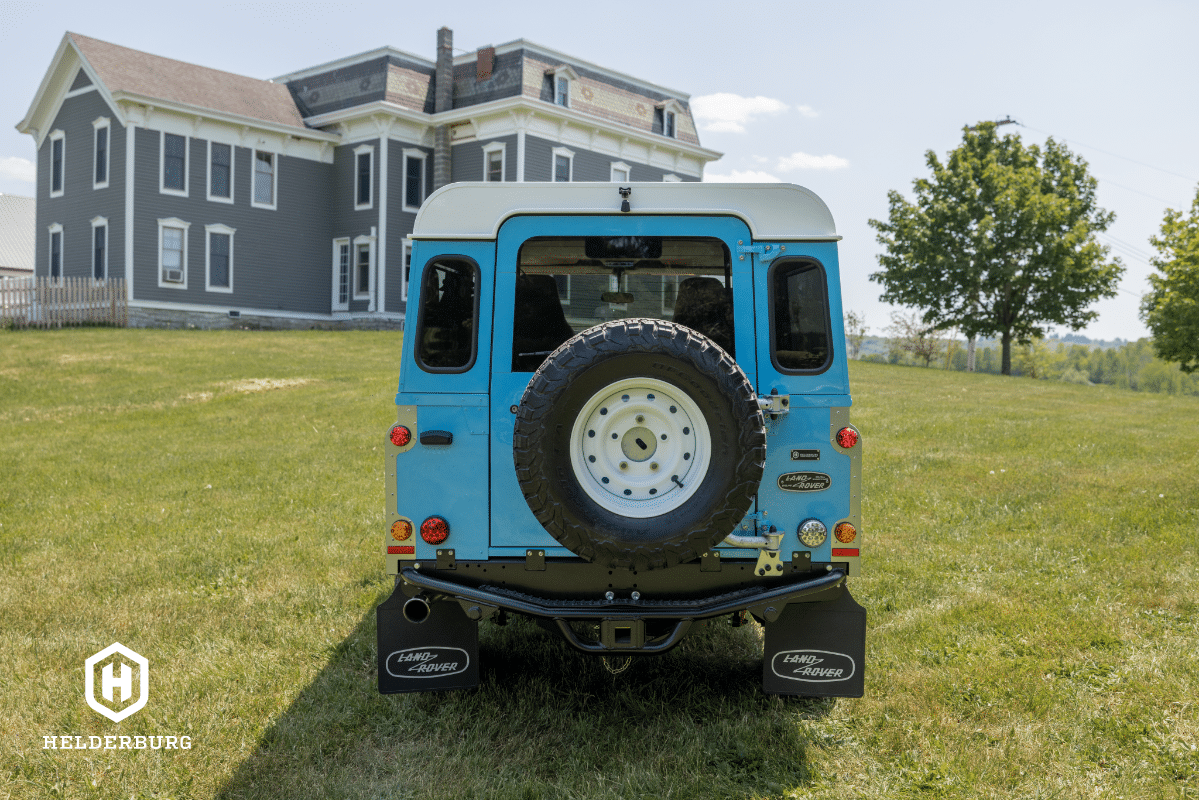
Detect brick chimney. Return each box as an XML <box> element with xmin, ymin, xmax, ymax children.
<box><xmin>433</xmin><ymin>26</ymin><xmax>453</xmax><ymax>191</ymax></box>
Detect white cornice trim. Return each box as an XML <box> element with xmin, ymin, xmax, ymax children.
<box><xmin>17</xmin><ymin>34</ymin><xmax>127</xmax><ymax>148</ymax></box>
<box><xmin>304</xmin><ymin>96</ymin><xmax>720</xmax><ymax>163</ymax></box>
<box><xmin>110</xmin><ymin>91</ymin><xmax>340</xmax><ymax>143</ymax></box>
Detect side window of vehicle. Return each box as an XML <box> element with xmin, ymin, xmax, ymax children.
<box><xmin>770</xmin><ymin>259</ymin><xmax>832</xmax><ymax>373</ymax></box>
<box><xmin>415</xmin><ymin>258</ymin><xmax>479</xmax><ymax>372</ymax></box>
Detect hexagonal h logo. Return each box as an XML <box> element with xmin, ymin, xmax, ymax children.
<box><xmin>85</xmin><ymin>642</ymin><xmax>149</xmax><ymax>722</ymax></box>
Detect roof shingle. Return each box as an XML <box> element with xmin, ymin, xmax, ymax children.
<box><xmin>69</xmin><ymin>33</ymin><xmax>307</xmax><ymax>130</ymax></box>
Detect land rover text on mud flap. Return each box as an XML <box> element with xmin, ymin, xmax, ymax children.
<box><xmin>378</xmin><ymin>183</ymin><xmax>865</xmax><ymax>696</ymax></box>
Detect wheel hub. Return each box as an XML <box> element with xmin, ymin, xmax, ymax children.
<box><xmin>570</xmin><ymin>377</ymin><xmax>711</xmax><ymax>518</ymax></box>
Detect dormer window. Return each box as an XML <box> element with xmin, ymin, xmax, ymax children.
<box><xmin>545</xmin><ymin>65</ymin><xmax>580</xmax><ymax>109</ymax></box>
<box><xmin>656</xmin><ymin>100</ymin><xmax>685</xmax><ymax>139</ymax></box>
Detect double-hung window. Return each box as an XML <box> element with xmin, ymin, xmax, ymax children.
<box><xmin>158</xmin><ymin>217</ymin><xmax>190</xmax><ymax>288</ymax></box>
<box><xmin>93</xmin><ymin>118</ymin><xmax>110</xmax><ymax>189</ymax></box>
<box><xmin>484</xmin><ymin>142</ymin><xmax>505</xmax><ymax>182</ymax></box>
<box><xmin>552</xmin><ymin>147</ymin><xmax>574</xmax><ymax>182</ymax></box>
<box><xmin>161</xmin><ymin>133</ymin><xmax>188</xmax><ymax>195</ymax></box>
<box><xmin>48</xmin><ymin>224</ymin><xmax>63</xmax><ymax>280</ymax></box>
<box><xmin>354</xmin><ymin>144</ymin><xmax>373</xmax><ymax>209</ymax></box>
<box><xmin>333</xmin><ymin>239</ymin><xmax>351</xmax><ymax>311</ymax></box>
<box><xmin>403</xmin><ymin>149</ymin><xmax>425</xmax><ymax>211</ymax></box>
<box><xmin>49</xmin><ymin>130</ymin><xmax>65</xmax><ymax>197</ymax></box>
<box><xmin>208</xmin><ymin>142</ymin><xmax>233</xmax><ymax>202</ymax></box>
<box><xmin>555</xmin><ymin>76</ymin><xmax>570</xmax><ymax>107</ymax></box>
<box><xmin>610</xmin><ymin>161</ymin><xmax>630</xmax><ymax>182</ymax></box>
<box><xmin>252</xmin><ymin>150</ymin><xmax>276</xmax><ymax>209</ymax></box>
<box><xmin>91</xmin><ymin>217</ymin><xmax>107</xmax><ymax>280</ymax></box>
<box><xmin>354</xmin><ymin>239</ymin><xmax>372</xmax><ymax>300</ymax></box>
<box><xmin>664</xmin><ymin>111</ymin><xmax>676</xmax><ymax>138</ymax></box>
<box><xmin>206</xmin><ymin>224</ymin><xmax>235</xmax><ymax>292</ymax></box>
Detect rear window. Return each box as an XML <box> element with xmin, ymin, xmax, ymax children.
<box><xmin>415</xmin><ymin>258</ymin><xmax>479</xmax><ymax>372</ymax></box>
<box><xmin>512</xmin><ymin>236</ymin><xmax>733</xmax><ymax>371</ymax></box>
<box><xmin>770</xmin><ymin>259</ymin><xmax>832</xmax><ymax>373</ymax></box>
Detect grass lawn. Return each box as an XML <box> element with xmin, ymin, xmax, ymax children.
<box><xmin>0</xmin><ymin>328</ymin><xmax>1195</xmax><ymax>800</ymax></box>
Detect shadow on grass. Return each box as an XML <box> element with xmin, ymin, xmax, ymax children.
<box><xmin>218</xmin><ymin>593</ymin><xmax>834</xmax><ymax>800</ymax></box>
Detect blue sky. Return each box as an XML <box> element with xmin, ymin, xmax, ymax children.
<box><xmin>1</xmin><ymin>0</ymin><xmax>1195</xmax><ymax>341</ymax></box>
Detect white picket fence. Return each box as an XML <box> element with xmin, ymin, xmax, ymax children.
<box><xmin>0</xmin><ymin>277</ymin><xmax>128</xmax><ymax>328</ymax></box>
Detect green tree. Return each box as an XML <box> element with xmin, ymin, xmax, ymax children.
<box><xmin>869</xmin><ymin>122</ymin><xmax>1123</xmax><ymax>375</ymax></box>
<box><xmin>1140</xmin><ymin>190</ymin><xmax>1198</xmax><ymax>373</ymax></box>
<box><xmin>886</xmin><ymin>311</ymin><xmax>943</xmax><ymax>367</ymax></box>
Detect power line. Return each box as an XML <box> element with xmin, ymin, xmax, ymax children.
<box><xmin>1020</xmin><ymin>123</ymin><xmax>1196</xmax><ymax>182</ymax></box>
<box><xmin>1094</xmin><ymin>174</ymin><xmax>1186</xmax><ymax>207</ymax></box>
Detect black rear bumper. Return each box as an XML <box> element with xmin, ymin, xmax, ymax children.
<box><xmin>399</xmin><ymin>565</ymin><xmax>846</xmax><ymax>625</ymax></box>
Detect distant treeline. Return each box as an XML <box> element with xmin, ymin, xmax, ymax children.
<box><xmin>857</xmin><ymin>337</ymin><xmax>1199</xmax><ymax>396</ymax></box>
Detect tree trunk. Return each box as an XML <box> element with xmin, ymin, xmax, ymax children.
<box><xmin>1000</xmin><ymin>331</ymin><xmax>1012</xmax><ymax>375</ymax></box>
<box><xmin>966</xmin><ymin>336</ymin><xmax>976</xmax><ymax>372</ymax></box>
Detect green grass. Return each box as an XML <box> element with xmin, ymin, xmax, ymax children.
<box><xmin>0</xmin><ymin>329</ymin><xmax>1195</xmax><ymax>800</ymax></box>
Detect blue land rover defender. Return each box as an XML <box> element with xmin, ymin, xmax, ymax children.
<box><xmin>378</xmin><ymin>183</ymin><xmax>865</xmax><ymax>696</ymax></box>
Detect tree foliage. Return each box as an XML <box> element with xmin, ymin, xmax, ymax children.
<box><xmin>869</xmin><ymin>122</ymin><xmax>1124</xmax><ymax>375</ymax></box>
<box><xmin>1140</xmin><ymin>190</ymin><xmax>1198</xmax><ymax>373</ymax></box>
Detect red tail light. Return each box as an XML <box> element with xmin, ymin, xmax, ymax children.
<box><xmin>420</xmin><ymin>516</ymin><xmax>449</xmax><ymax>545</ymax></box>
<box><xmin>390</xmin><ymin>426</ymin><xmax>412</xmax><ymax>447</ymax></box>
<box><xmin>835</xmin><ymin>427</ymin><xmax>858</xmax><ymax>449</ymax></box>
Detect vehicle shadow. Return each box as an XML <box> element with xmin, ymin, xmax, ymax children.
<box><xmin>217</xmin><ymin>595</ymin><xmax>836</xmax><ymax>800</ymax></box>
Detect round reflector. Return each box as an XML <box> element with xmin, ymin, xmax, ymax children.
<box><xmin>390</xmin><ymin>519</ymin><xmax>413</xmax><ymax>541</ymax></box>
<box><xmin>798</xmin><ymin>518</ymin><xmax>827</xmax><ymax>547</ymax></box>
<box><xmin>390</xmin><ymin>426</ymin><xmax>412</xmax><ymax>447</ymax></box>
<box><xmin>420</xmin><ymin>516</ymin><xmax>449</xmax><ymax>545</ymax></box>
<box><xmin>835</xmin><ymin>427</ymin><xmax>858</xmax><ymax>449</ymax></box>
<box><xmin>834</xmin><ymin>522</ymin><xmax>857</xmax><ymax>544</ymax></box>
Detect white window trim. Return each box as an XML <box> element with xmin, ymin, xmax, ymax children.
<box><xmin>664</xmin><ymin>110</ymin><xmax>676</xmax><ymax>139</ymax></box>
<box><xmin>662</xmin><ymin>173</ymin><xmax>683</xmax><ymax>183</ymax></box>
<box><xmin>204</xmin><ymin>223</ymin><xmax>236</xmax><ymax>293</ymax></box>
<box><xmin>352</xmin><ymin>234</ymin><xmax>376</xmax><ymax>301</ymax></box>
<box><xmin>157</xmin><ymin>217</ymin><xmax>191</xmax><ymax>289</ymax></box>
<box><xmin>546</xmin><ymin>65</ymin><xmax>579</xmax><ymax>109</ymax></box>
<box><xmin>251</xmin><ymin>149</ymin><xmax>278</xmax><ymax>210</ymax></box>
<box><xmin>92</xmin><ymin>118</ymin><xmax>110</xmax><ymax>190</ymax></box>
<box><xmin>552</xmin><ymin>146</ymin><xmax>574</xmax><ymax>182</ymax></box>
<box><xmin>332</xmin><ymin>238</ymin><xmax>351</xmax><ymax>312</ymax></box>
<box><xmin>610</xmin><ymin>161</ymin><xmax>631</xmax><ymax>182</ymax></box>
<box><xmin>159</xmin><ymin>132</ymin><xmax>189</xmax><ymax>197</ymax></box>
<box><xmin>402</xmin><ymin>149</ymin><xmax>426</xmax><ymax>213</ymax></box>
<box><xmin>48</xmin><ymin>130</ymin><xmax>65</xmax><ymax>198</ymax></box>
<box><xmin>47</xmin><ymin>223</ymin><xmax>63</xmax><ymax>282</ymax></box>
<box><xmin>657</xmin><ymin>100</ymin><xmax>685</xmax><ymax>139</ymax></box>
<box><xmin>483</xmin><ymin>141</ymin><xmax>506</xmax><ymax>182</ymax></box>
<box><xmin>91</xmin><ymin>216</ymin><xmax>108</xmax><ymax>281</ymax></box>
<box><xmin>354</xmin><ymin>143</ymin><xmax>374</xmax><ymax>210</ymax></box>
<box><xmin>401</xmin><ymin>239</ymin><xmax>412</xmax><ymax>303</ymax></box>
<box><xmin>206</xmin><ymin>140</ymin><xmax>235</xmax><ymax>204</ymax></box>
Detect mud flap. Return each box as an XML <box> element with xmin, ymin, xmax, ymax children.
<box><xmin>762</xmin><ymin>586</ymin><xmax>865</xmax><ymax>697</ymax></box>
<box><xmin>377</xmin><ymin>586</ymin><xmax>479</xmax><ymax>694</ymax></box>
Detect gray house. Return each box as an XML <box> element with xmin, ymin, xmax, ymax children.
<box><xmin>16</xmin><ymin>29</ymin><xmax>719</xmax><ymax>328</ymax></box>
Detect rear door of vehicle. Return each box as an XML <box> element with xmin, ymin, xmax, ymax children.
<box><xmin>489</xmin><ymin>214</ymin><xmax>755</xmax><ymax>556</ymax></box>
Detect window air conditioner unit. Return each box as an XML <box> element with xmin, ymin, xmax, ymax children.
<box><xmin>164</xmin><ymin>269</ymin><xmax>184</xmax><ymax>283</ymax></box>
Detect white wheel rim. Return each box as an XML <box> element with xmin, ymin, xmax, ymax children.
<box><xmin>569</xmin><ymin>377</ymin><xmax>712</xmax><ymax>518</ymax></box>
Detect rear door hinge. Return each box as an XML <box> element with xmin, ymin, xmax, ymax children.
<box><xmin>736</xmin><ymin>241</ymin><xmax>785</xmax><ymax>263</ymax></box>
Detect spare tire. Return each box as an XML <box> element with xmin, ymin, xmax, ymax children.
<box><xmin>513</xmin><ymin>319</ymin><xmax>766</xmax><ymax>571</ymax></box>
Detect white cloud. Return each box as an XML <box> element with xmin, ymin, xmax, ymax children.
<box><xmin>691</xmin><ymin>93</ymin><xmax>788</xmax><ymax>134</ymax></box>
<box><xmin>777</xmin><ymin>151</ymin><xmax>850</xmax><ymax>171</ymax></box>
<box><xmin>0</xmin><ymin>157</ymin><xmax>35</xmax><ymax>183</ymax></box>
<box><xmin>795</xmin><ymin>105</ymin><xmax>819</xmax><ymax>119</ymax></box>
<box><xmin>703</xmin><ymin>170</ymin><xmax>783</xmax><ymax>183</ymax></box>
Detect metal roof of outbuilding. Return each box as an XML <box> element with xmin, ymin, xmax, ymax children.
<box><xmin>410</xmin><ymin>183</ymin><xmax>839</xmax><ymax>241</ymax></box>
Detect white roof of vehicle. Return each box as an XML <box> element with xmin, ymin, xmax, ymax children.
<box><xmin>410</xmin><ymin>182</ymin><xmax>839</xmax><ymax>241</ymax></box>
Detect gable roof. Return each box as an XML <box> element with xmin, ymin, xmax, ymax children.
<box><xmin>68</xmin><ymin>33</ymin><xmax>307</xmax><ymax>130</ymax></box>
